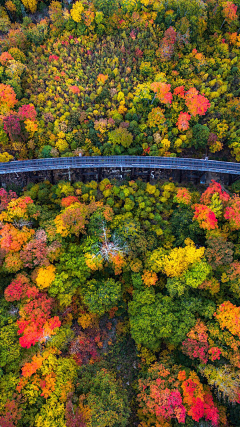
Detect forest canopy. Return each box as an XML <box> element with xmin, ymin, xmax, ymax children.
<box><xmin>0</xmin><ymin>178</ymin><xmax>239</xmax><ymax>425</ymax></box>
<box><xmin>0</xmin><ymin>0</ymin><xmax>240</xmax><ymax>160</ymax></box>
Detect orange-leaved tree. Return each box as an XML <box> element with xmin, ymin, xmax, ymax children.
<box><xmin>55</xmin><ymin>200</ymin><xmax>113</xmax><ymax>237</ymax></box>
<box><xmin>193</xmin><ymin>205</ymin><xmax>218</xmax><ymax>230</ymax></box>
<box><xmin>224</xmin><ymin>194</ymin><xmax>240</xmax><ymax>230</ymax></box>
<box><xmin>0</xmin><ymin>84</ymin><xmax>17</xmax><ymax>115</ymax></box>
<box><xmin>185</xmin><ymin>87</ymin><xmax>210</xmax><ymax>117</ymax></box>
<box><xmin>150</xmin><ymin>82</ymin><xmax>173</xmax><ymax>104</ymax></box>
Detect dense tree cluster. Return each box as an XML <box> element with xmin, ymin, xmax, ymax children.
<box><xmin>0</xmin><ymin>177</ymin><xmax>239</xmax><ymax>425</ymax></box>
<box><xmin>0</xmin><ymin>0</ymin><xmax>240</xmax><ymax>160</ymax></box>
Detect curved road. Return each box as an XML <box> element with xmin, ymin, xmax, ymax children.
<box><xmin>0</xmin><ymin>156</ymin><xmax>239</xmax><ymax>175</ymax></box>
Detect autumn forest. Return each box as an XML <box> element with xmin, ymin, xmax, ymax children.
<box><xmin>1</xmin><ymin>0</ymin><xmax>240</xmax><ymax>426</ymax></box>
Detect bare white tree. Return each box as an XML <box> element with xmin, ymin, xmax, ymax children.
<box><xmin>95</xmin><ymin>224</ymin><xmax>128</xmax><ymax>261</ymax></box>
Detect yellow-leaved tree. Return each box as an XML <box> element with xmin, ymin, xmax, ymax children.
<box><xmin>70</xmin><ymin>0</ymin><xmax>84</xmax><ymax>22</ymax></box>
<box><xmin>0</xmin><ymin>152</ymin><xmax>14</xmax><ymax>162</ymax></box>
<box><xmin>164</xmin><ymin>239</ymin><xmax>205</xmax><ymax>277</ymax></box>
<box><xmin>147</xmin><ymin>239</ymin><xmax>205</xmax><ymax>277</ymax></box>
<box><xmin>36</xmin><ymin>265</ymin><xmax>56</xmax><ymax>289</ymax></box>
<box><xmin>21</xmin><ymin>0</ymin><xmax>37</xmax><ymax>13</ymax></box>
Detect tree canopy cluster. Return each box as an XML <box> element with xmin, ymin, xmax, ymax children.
<box><xmin>0</xmin><ymin>177</ymin><xmax>239</xmax><ymax>425</ymax></box>
<box><xmin>0</xmin><ymin>0</ymin><xmax>240</xmax><ymax>160</ymax></box>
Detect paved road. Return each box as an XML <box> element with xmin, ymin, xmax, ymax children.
<box><xmin>0</xmin><ymin>156</ymin><xmax>239</xmax><ymax>175</ymax></box>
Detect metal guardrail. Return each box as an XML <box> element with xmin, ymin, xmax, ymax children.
<box><xmin>0</xmin><ymin>156</ymin><xmax>240</xmax><ymax>175</ymax></box>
